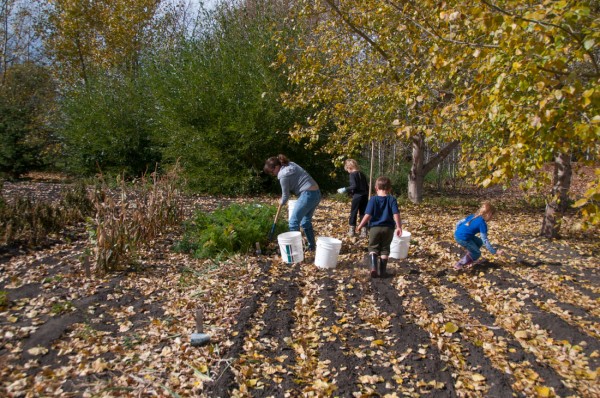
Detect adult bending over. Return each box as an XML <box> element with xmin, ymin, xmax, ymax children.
<box><xmin>264</xmin><ymin>154</ymin><xmax>321</xmax><ymax>252</ymax></box>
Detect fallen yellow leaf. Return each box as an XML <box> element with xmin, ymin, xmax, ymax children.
<box><xmin>444</xmin><ymin>322</ymin><xmax>459</xmax><ymax>334</ymax></box>
<box><xmin>535</xmin><ymin>386</ymin><xmax>551</xmax><ymax>397</ymax></box>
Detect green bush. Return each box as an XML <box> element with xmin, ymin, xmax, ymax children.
<box><xmin>0</xmin><ymin>62</ymin><xmax>57</xmax><ymax>179</ymax></box>
<box><xmin>175</xmin><ymin>202</ymin><xmax>286</xmax><ymax>259</ymax></box>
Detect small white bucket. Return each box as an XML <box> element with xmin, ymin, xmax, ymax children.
<box><xmin>288</xmin><ymin>200</ymin><xmax>297</xmax><ymax>221</ymax></box>
<box><xmin>315</xmin><ymin>236</ymin><xmax>342</xmax><ymax>269</ymax></box>
<box><xmin>278</xmin><ymin>231</ymin><xmax>304</xmax><ymax>263</ymax></box>
<box><xmin>390</xmin><ymin>230</ymin><xmax>411</xmax><ymax>259</ymax></box>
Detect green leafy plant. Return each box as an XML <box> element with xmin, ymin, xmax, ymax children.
<box><xmin>51</xmin><ymin>300</ymin><xmax>74</xmax><ymax>315</ymax></box>
<box><xmin>175</xmin><ymin>202</ymin><xmax>285</xmax><ymax>259</ymax></box>
<box><xmin>0</xmin><ymin>290</ymin><xmax>8</xmax><ymax>309</ymax></box>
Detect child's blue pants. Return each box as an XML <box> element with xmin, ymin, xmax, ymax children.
<box><xmin>455</xmin><ymin>237</ymin><xmax>483</xmax><ymax>260</ymax></box>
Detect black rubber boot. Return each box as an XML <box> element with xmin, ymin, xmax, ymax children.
<box><xmin>369</xmin><ymin>253</ymin><xmax>378</xmax><ymax>277</ymax></box>
<box><xmin>380</xmin><ymin>257</ymin><xmax>388</xmax><ymax>277</ymax></box>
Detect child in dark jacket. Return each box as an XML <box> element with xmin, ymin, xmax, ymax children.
<box><xmin>454</xmin><ymin>202</ymin><xmax>503</xmax><ymax>270</ymax></box>
<box><xmin>337</xmin><ymin>159</ymin><xmax>369</xmax><ymax>237</ymax></box>
<box><xmin>356</xmin><ymin>176</ymin><xmax>402</xmax><ymax>277</ymax></box>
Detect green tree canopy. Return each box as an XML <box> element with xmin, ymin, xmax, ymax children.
<box><xmin>0</xmin><ymin>62</ymin><xmax>56</xmax><ymax>178</ymax></box>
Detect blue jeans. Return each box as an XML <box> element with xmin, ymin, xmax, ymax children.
<box><xmin>289</xmin><ymin>190</ymin><xmax>321</xmax><ymax>251</ymax></box>
<box><xmin>455</xmin><ymin>237</ymin><xmax>483</xmax><ymax>260</ymax></box>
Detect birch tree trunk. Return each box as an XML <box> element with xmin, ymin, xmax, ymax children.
<box><xmin>540</xmin><ymin>152</ymin><xmax>572</xmax><ymax>238</ymax></box>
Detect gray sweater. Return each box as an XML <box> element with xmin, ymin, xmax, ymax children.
<box><xmin>278</xmin><ymin>162</ymin><xmax>317</xmax><ymax>204</ymax></box>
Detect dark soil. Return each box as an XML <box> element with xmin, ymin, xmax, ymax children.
<box><xmin>1</xmin><ymin>177</ymin><xmax>599</xmax><ymax>397</ymax></box>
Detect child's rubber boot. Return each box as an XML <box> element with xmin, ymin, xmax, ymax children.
<box><xmin>454</xmin><ymin>253</ymin><xmax>473</xmax><ymax>270</ymax></box>
<box><xmin>467</xmin><ymin>255</ymin><xmax>482</xmax><ymax>268</ymax></box>
<box><xmin>380</xmin><ymin>257</ymin><xmax>388</xmax><ymax>277</ymax></box>
<box><xmin>348</xmin><ymin>226</ymin><xmax>355</xmax><ymax>237</ymax></box>
<box><xmin>359</xmin><ymin>228</ymin><xmax>367</xmax><ymax>238</ymax></box>
<box><xmin>369</xmin><ymin>253</ymin><xmax>378</xmax><ymax>277</ymax></box>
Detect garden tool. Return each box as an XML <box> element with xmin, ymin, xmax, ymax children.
<box><xmin>267</xmin><ymin>203</ymin><xmax>283</xmax><ymax>242</ymax></box>
<box><xmin>191</xmin><ymin>308</ymin><xmax>211</xmax><ymax>346</ymax></box>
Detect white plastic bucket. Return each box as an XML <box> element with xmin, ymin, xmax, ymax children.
<box><xmin>315</xmin><ymin>236</ymin><xmax>342</xmax><ymax>269</ymax></box>
<box><xmin>389</xmin><ymin>230</ymin><xmax>411</xmax><ymax>259</ymax></box>
<box><xmin>288</xmin><ymin>200</ymin><xmax>297</xmax><ymax>221</ymax></box>
<box><xmin>278</xmin><ymin>231</ymin><xmax>304</xmax><ymax>263</ymax></box>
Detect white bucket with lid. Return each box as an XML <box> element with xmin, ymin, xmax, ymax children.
<box><xmin>288</xmin><ymin>199</ymin><xmax>297</xmax><ymax>221</ymax></box>
<box><xmin>315</xmin><ymin>236</ymin><xmax>342</xmax><ymax>269</ymax></box>
<box><xmin>278</xmin><ymin>231</ymin><xmax>304</xmax><ymax>263</ymax></box>
<box><xmin>389</xmin><ymin>230</ymin><xmax>411</xmax><ymax>259</ymax></box>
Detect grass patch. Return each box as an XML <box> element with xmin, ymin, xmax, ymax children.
<box><xmin>0</xmin><ymin>290</ymin><xmax>8</xmax><ymax>309</ymax></box>
<box><xmin>51</xmin><ymin>300</ymin><xmax>74</xmax><ymax>315</ymax></box>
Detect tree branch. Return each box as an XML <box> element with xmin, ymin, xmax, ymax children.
<box><xmin>422</xmin><ymin>140</ymin><xmax>460</xmax><ymax>175</ymax></box>
<box><xmin>480</xmin><ymin>0</ymin><xmax>599</xmax><ymax>75</ymax></box>
<box><xmin>322</xmin><ymin>0</ymin><xmax>401</xmax><ymax>82</ymax></box>
<box><xmin>386</xmin><ymin>0</ymin><xmax>499</xmax><ymax>49</ymax></box>
<box><xmin>537</xmin><ymin>64</ymin><xmax>599</xmax><ymax>79</ymax></box>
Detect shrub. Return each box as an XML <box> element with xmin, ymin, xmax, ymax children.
<box><xmin>175</xmin><ymin>202</ymin><xmax>285</xmax><ymax>259</ymax></box>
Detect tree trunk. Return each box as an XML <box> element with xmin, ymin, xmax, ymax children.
<box><xmin>368</xmin><ymin>141</ymin><xmax>374</xmax><ymax>199</ymax></box>
<box><xmin>540</xmin><ymin>152</ymin><xmax>572</xmax><ymax>238</ymax></box>
<box><xmin>408</xmin><ymin>134</ymin><xmax>425</xmax><ymax>203</ymax></box>
<box><xmin>408</xmin><ymin>134</ymin><xmax>460</xmax><ymax>203</ymax></box>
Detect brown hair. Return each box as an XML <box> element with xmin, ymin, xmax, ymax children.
<box><xmin>375</xmin><ymin>176</ymin><xmax>392</xmax><ymax>192</ymax></box>
<box><xmin>467</xmin><ymin>202</ymin><xmax>496</xmax><ymax>225</ymax></box>
<box><xmin>476</xmin><ymin>202</ymin><xmax>495</xmax><ymax>220</ymax></box>
<box><xmin>344</xmin><ymin>159</ymin><xmax>360</xmax><ymax>172</ymax></box>
<box><xmin>264</xmin><ymin>154</ymin><xmax>290</xmax><ymax>174</ymax></box>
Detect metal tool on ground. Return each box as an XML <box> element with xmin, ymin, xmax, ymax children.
<box><xmin>191</xmin><ymin>308</ymin><xmax>210</xmax><ymax>346</ymax></box>
<box><xmin>267</xmin><ymin>203</ymin><xmax>283</xmax><ymax>242</ymax></box>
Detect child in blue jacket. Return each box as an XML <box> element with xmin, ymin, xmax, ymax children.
<box><xmin>454</xmin><ymin>202</ymin><xmax>503</xmax><ymax>270</ymax></box>
<box><xmin>356</xmin><ymin>176</ymin><xmax>402</xmax><ymax>277</ymax></box>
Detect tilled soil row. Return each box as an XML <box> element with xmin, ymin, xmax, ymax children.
<box><xmin>314</xmin><ymin>273</ymin><xmax>362</xmax><ymax>394</ymax></box>
<box><xmin>489</xmin><ymin>269</ymin><xmax>600</xmax><ymax>368</ymax></box>
<box><xmin>205</xmin><ymin>259</ymin><xmax>274</xmax><ymax>397</ymax></box>
<box><xmin>373</xmin><ymin>274</ymin><xmax>458</xmax><ymax>397</ymax></box>
<box><xmin>448</xmin><ymin>266</ymin><xmax>598</xmax><ymax>397</ymax></box>
<box><xmin>0</xmin><ymin>243</ymin><xmax>174</xmax><ymax>395</ymax></box>
<box><xmin>203</xmin><ymin>248</ymin><xmax>599</xmax><ymax>398</ymax></box>
<box><xmin>439</xmin><ymin>275</ymin><xmax>577</xmax><ymax>397</ymax></box>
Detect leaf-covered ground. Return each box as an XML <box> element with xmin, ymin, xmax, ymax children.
<box><xmin>1</xmin><ymin>185</ymin><xmax>599</xmax><ymax>397</ymax></box>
